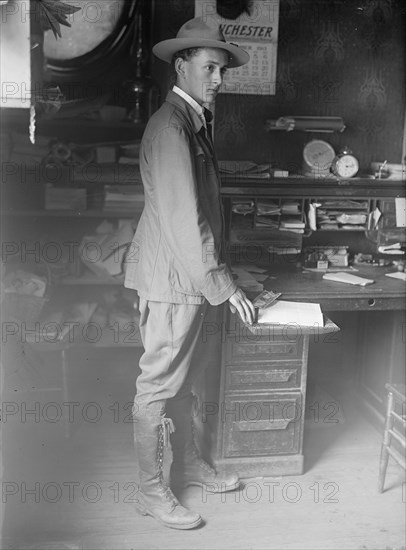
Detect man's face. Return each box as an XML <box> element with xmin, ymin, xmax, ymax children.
<box><xmin>177</xmin><ymin>47</ymin><xmax>229</xmax><ymax>105</ymax></box>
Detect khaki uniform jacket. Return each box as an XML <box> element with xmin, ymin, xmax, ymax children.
<box><xmin>124</xmin><ymin>90</ymin><xmax>237</xmax><ymax>305</ymax></box>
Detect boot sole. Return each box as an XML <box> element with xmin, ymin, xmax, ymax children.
<box><xmin>135</xmin><ymin>503</ymin><xmax>202</xmax><ymax>530</ymax></box>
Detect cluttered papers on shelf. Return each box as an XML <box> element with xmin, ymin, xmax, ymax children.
<box><xmin>218</xmin><ymin>160</ymin><xmax>271</xmax><ymax>178</ymax></box>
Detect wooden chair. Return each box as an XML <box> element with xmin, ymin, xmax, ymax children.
<box><xmin>378</xmin><ymin>383</ymin><xmax>406</xmax><ymax>493</ymax></box>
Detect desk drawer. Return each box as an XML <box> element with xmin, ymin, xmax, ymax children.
<box><xmin>226</xmin><ymin>362</ymin><xmax>303</xmax><ymax>391</ymax></box>
<box><xmin>321</xmin><ymin>296</ymin><xmax>406</xmax><ymax>311</ymax></box>
<box><xmin>222</xmin><ymin>393</ymin><xmax>303</xmax><ymax>458</ymax></box>
<box><xmin>225</xmin><ymin>338</ymin><xmax>304</xmax><ymax>364</ymax></box>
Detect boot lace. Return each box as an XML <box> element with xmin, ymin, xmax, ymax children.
<box><xmin>158</xmin><ymin>417</ymin><xmax>179</xmax><ymax>508</ymax></box>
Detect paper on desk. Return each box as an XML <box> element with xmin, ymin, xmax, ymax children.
<box><xmin>257</xmin><ymin>300</ymin><xmax>323</xmax><ymax>327</ymax></box>
<box><xmin>377</xmin><ymin>243</ymin><xmax>404</xmax><ymax>255</ymax></box>
<box><xmin>322</xmin><ymin>272</ymin><xmax>374</xmax><ymax>286</ymax></box>
<box><xmin>385</xmin><ymin>271</ymin><xmax>406</xmax><ymax>281</ymax></box>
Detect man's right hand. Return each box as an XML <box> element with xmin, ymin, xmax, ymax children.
<box><xmin>228</xmin><ymin>287</ymin><xmax>255</xmax><ymax>325</ymax></box>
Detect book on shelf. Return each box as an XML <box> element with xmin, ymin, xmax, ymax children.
<box><xmin>255</xmin><ymin>218</ymin><xmax>280</xmax><ymax>229</ymax></box>
<box><xmin>280</xmin><ymin>219</ymin><xmax>306</xmax><ymax>229</ymax></box>
<box><xmin>281</xmin><ymin>200</ymin><xmax>301</xmax><ymax>214</ymax></box>
<box><xmin>278</xmin><ymin>227</ymin><xmax>305</xmax><ymax>234</ymax></box>
<box><xmin>267</xmin><ymin>245</ymin><xmax>302</xmax><ymax>255</ymax></box>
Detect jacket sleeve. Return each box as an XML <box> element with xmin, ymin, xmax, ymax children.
<box><xmin>150</xmin><ymin>124</ymin><xmax>237</xmax><ymax>306</ymax></box>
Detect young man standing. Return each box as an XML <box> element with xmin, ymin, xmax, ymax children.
<box><xmin>125</xmin><ymin>17</ymin><xmax>255</xmax><ymax>530</ymax></box>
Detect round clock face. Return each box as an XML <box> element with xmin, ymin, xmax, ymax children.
<box><xmin>43</xmin><ymin>0</ymin><xmax>126</xmax><ymax>60</ymax></box>
<box><xmin>333</xmin><ymin>155</ymin><xmax>359</xmax><ymax>178</ymax></box>
<box><xmin>303</xmin><ymin>140</ymin><xmax>336</xmax><ymax>174</ymax></box>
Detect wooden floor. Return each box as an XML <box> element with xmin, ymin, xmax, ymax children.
<box><xmin>1</xmin><ymin>347</ymin><xmax>405</xmax><ymax>550</ymax></box>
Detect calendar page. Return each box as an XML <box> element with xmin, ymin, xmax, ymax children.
<box><xmin>195</xmin><ymin>0</ymin><xmax>280</xmax><ymax>95</ymax></box>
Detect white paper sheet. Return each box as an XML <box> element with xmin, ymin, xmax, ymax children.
<box><xmin>257</xmin><ymin>301</ymin><xmax>323</xmax><ymax>327</ymax></box>
<box><xmin>322</xmin><ymin>272</ymin><xmax>375</xmax><ymax>286</ymax></box>
<box><xmin>385</xmin><ymin>271</ymin><xmax>406</xmax><ymax>281</ymax></box>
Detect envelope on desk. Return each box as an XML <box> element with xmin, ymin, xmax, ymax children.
<box><xmin>322</xmin><ymin>272</ymin><xmax>374</xmax><ymax>286</ymax></box>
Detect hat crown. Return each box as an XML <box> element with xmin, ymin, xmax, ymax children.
<box><xmin>177</xmin><ymin>17</ymin><xmax>226</xmax><ymax>44</ymax></box>
<box><xmin>152</xmin><ymin>17</ymin><xmax>249</xmax><ymax>68</ymax></box>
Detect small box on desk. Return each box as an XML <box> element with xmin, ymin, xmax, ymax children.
<box><xmin>44</xmin><ymin>184</ymin><xmax>87</xmax><ymax>210</ymax></box>
<box><xmin>304</xmin><ymin>246</ymin><xmax>349</xmax><ymax>268</ymax></box>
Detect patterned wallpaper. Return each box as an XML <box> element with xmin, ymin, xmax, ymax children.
<box><xmin>152</xmin><ymin>0</ymin><xmax>405</xmax><ymax>172</ymax></box>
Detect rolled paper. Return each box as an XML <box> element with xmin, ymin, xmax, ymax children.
<box><xmin>265</xmin><ymin>116</ymin><xmax>345</xmax><ymax>133</ymax></box>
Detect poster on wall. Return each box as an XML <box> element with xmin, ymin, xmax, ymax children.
<box><xmin>195</xmin><ymin>0</ymin><xmax>280</xmax><ymax>95</ymax></box>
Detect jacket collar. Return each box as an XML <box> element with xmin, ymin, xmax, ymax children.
<box><xmin>165</xmin><ymin>89</ymin><xmax>205</xmax><ymax>134</ymax></box>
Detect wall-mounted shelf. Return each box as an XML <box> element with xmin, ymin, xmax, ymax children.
<box><xmin>221</xmin><ymin>176</ymin><xmax>405</xmax><ymax>199</ymax></box>
<box><xmin>1</xmin><ymin>208</ymin><xmax>139</xmax><ymax>218</ymax></box>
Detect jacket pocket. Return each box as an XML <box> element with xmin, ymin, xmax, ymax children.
<box><xmin>169</xmin><ymin>256</ymin><xmax>203</xmax><ymax>297</ymax></box>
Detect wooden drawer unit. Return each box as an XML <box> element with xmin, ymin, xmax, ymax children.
<box><xmin>226</xmin><ymin>361</ymin><xmax>303</xmax><ymax>392</ymax></box>
<box><xmin>222</xmin><ymin>393</ymin><xmax>303</xmax><ymax>458</ymax></box>
<box><xmin>213</xmin><ymin>310</ymin><xmax>339</xmax><ymax>478</ymax></box>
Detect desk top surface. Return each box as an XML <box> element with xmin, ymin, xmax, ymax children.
<box><xmin>245</xmin><ymin>266</ymin><xmax>405</xmax><ymax>310</ymax></box>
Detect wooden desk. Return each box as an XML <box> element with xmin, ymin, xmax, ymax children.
<box><xmin>212</xmin><ymin>265</ymin><xmax>405</xmax><ymax>477</ymax></box>
<box><xmin>261</xmin><ymin>265</ymin><xmax>406</xmax><ymax>312</ymax></box>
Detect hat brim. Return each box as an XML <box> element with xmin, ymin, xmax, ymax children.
<box><xmin>152</xmin><ymin>38</ymin><xmax>249</xmax><ymax>68</ymax></box>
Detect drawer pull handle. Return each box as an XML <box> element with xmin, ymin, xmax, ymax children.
<box><xmin>231</xmin><ymin>369</ymin><xmax>296</xmax><ymax>386</ymax></box>
<box><xmin>233</xmin><ymin>344</ymin><xmax>298</xmax><ymax>356</ymax></box>
<box><xmin>368</xmin><ymin>298</ymin><xmax>376</xmax><ymax>307</ymax></box>
<box><xmin>267</xmin><ymin>370</ymin><xmax>294</xmax><ymax>382</ymax></box>
<box><xmin>235</xmin><ymin>419</ymin><xmax>291</xmax><ymax>431</ymax></box>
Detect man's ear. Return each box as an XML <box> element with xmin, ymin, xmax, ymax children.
<box><xmin>174</xmin><ymin>57</ymin><xmax>186</xmax><ymax>79</ymax></box>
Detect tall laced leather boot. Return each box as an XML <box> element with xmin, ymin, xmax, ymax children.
<box><xmin>133</xmin><ymin>403</ymin><xmax>202</xmax><ymax>530</ymax></box>
<box><xmin>167</xmin><ymin>393</ymin><xmax>240</xmax><ymax>493</ymax></box>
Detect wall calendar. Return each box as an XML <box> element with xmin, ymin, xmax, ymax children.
<box><xmin>195</xmin><ymin>0</ymin><xmax>280</xmax><ymax>95</ymax></box>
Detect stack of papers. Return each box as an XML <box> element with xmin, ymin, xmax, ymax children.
<box><xmin>316</xmin><ymin>199</ymin><xmax>369</xmax><ymax>230</ymax></box>
<box><xmin>256</xmin><ymin>200</ymin><xmax>281</xmax><ymax>216</ymax></box>
<box><xmin>256</xmin><ymin>218</ymin><xmax>280</xmax><ymax>229</ymax></box>
<box><xmin>218</xmin><ymin>160</ymin><xmax>271</xmax><ymax>178</ymax></box>
<box><xmin>232</xmin><ymin>200</ymin><xmax>255</xmax><ymax>215</ymax></box>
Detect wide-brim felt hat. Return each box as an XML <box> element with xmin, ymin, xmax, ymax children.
<box><xmin>152</xmin><ymin>17</ymin><xmax>250</xmax><ymax>68</ymax></box>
